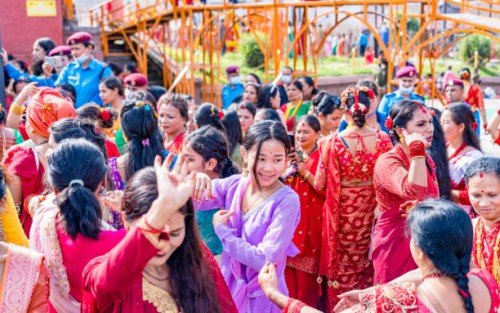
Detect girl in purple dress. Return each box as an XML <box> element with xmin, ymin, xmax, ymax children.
<box><xmin>189</xmin><ymin>120</ymin><xmax>301</xmax><ymax>313</ymax></box>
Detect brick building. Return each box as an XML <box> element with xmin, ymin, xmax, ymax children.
<box><xmin>0</xmin><ymin>0</ymin><xmax>64</xmax><ymax>64</ymax></box>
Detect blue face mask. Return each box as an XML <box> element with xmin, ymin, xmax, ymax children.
<box><xmin>76</xmin><ymin>52</ymin><xmax>89</xmax><ymax>65</ymax></box>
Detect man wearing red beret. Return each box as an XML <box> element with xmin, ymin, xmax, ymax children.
<box><xmin>221</xmin><ymin>65</ymin><xmax>244</xmax><ymax>109</ymax></box>
<box><xmin>445</xmin><ymin>79</ymin><xmax>466</xmax><ymax>106</ymax></box>
<box><xmin>55</xmin><ymin>31</ymin><xmax>114</xmax><ymax>108</ymax></box>
<box><xmin>123</xmin><ymin>73</ymin><xmax>148</xmax><ymax>99</ymax></box>
<box><xmin>376</xmin><ymin>65</ymin><xmax>425</xmax><ymax>132</ymax></box>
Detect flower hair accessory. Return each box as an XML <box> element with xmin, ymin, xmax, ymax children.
<box><xmin>471</xmin><ymin>122</ymin><xmax>477</xmax><ymax>131</ymax></box>
<box><xmin>141</xmin><ymin>138</ymin><xmax>150</xmax><ymax>147</ymax></box>
<box><xmin>385</xmin><ymin>116</ymin><xmax>394</xmax><ymax>130</ymax></box>
<box><xmin>135</xmin><ymin>101</ymin><xmax>147</xmax><ymax>109</ymax></box>
<box><xmin>218</xmin><ymin>111</ymin><xmax>224</xmax><ymax>119</ymax></box>
<box><xmin>100</xmin><ymin>109</ymin><xmax>111</xmax><ymax>122</ymax></box>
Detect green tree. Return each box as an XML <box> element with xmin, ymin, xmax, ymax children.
<box><xmin>459</xmin><ymin>35</ymin><xmax>491</xmax><ymax>67</ymax></box>
<box><xmin>240</xmin><ymin>33</ymin><xmax>268</xmax><ymax>68</ymax></box>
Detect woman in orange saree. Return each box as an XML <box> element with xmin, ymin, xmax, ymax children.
<box><xmin>314</xmin><ymin>86</ymin><xmax>392</xmax><ymax>311</ymax></box>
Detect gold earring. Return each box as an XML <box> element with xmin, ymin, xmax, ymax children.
<box><xmin>242</xmin><ymin>162</ymin><xmax>248</xmax><ymax>175</ymax></box>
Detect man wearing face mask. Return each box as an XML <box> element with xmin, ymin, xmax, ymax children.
<box><xmin>377</xmin><ymin>66</ymin><xmax>424</xmax><ymax>132</ymax></box>
<box><xmin>123</xmin><ymin>73</ymin><xmax>149</xmax><ymax>99</ymax></box>
<box><xmin>221</xmin><ymin>65</ymin><xmax>244</xmax><ymax>110</ymax></box>
<box><xmin>276</xmin><ymin>66</ymin><xmax>293</xmax><ymax>105</ymax></box>
<box><xmin>55</xmin><ymin>32</ymin><xmax>113</xmax><ymax>108</ymax></box>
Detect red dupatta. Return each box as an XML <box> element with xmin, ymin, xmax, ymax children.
<box><xmin>3</xmin><ymin>146</ymin><xmax>45</xmax><ymax>236</ymax></box>
<box><xmin>164</xmin><ymin>132</ymin><xmax>185</xmax><ymax>155</ymax></box>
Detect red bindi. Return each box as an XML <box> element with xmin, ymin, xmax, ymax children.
<box><xmin>479</xmin><ymin>173</ymin><xmax>484</xmax><ymax>178</ymax></box>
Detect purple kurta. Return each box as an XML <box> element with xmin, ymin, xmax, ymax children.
<box><xmin>196</xmin><ymin>175</ymin><xmax>300</xmax><ymax>313</ymax></box>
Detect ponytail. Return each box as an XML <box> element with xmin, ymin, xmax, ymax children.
<box><xmin>55</xmin><ymin>181</ymin><xmax>102</xmax><ymax>239</ymax></box>
<box><xmin>48</xmin><ymin>139</ymin><xmax>108</xmax><ymax>240</ymax></box>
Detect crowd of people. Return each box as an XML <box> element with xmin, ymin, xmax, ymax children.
<box><xmin>0</xmin><ymin>30</ymin><xmax>499</xmax><ymax>313</ymax></box>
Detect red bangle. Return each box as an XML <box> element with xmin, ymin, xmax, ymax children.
<box><xmin>142</xmin><ymin>217</ymin><xmax>163</xmax><ymax>234</ymax></box>
<box><xmin>283</xmin><ymin>298</ymin><xmax>306</xmax><ymax>313</ymax></box>
<box><xmin>408</xmin><ymin>141</ymin><xmax>426</xmax><ymax>159</ymax></box>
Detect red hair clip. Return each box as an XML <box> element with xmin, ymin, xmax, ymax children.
<box><xmin>100</xmin><ymin>109</ymin><xmax>111</xmax><ymax>122</ymax></box>
<box><xmin>218</xmin><ymin>111</ymin><xmax>224</xmax><ymax>119</ymax></box>
<box><xmin>385</xmin><ymin>116</ymin><xmax>394</xmax><ymax>130</ymax></box>
<box><xmin>471</xmin><ymin>122</ymin><xmax>477</xmax><ymax>131</ymax></box>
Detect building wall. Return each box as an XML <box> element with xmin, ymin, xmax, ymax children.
<box><xmin>0</xmin><ymin>0</ymin><xmax>63</xmax><ymax>64</ymax></box>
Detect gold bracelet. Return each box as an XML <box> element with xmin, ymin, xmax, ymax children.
<box><xmin>10</xmin><ymin>104</ymin><xmax>25</xmax><ymax>116</ymax></box>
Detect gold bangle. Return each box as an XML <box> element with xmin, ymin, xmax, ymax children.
<box><xmin>10</xmin><ymin>105</ymin><xmax>25</xmax><ymax>116</ymax></box>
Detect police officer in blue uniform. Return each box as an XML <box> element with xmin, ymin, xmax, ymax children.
<box><xmin>377</xmin><ymin>66</ymin><xmax>425</xmax><ymax>132</ymax></box>
<box><xmin>221</xmin><ymin>65</ymin><xmax>244</xmax><ymax>110</ymax></box>
<box><xmin>55</xmin><ymin>32</ymin><xmax>113</xmax><ymax>108</ymax></box>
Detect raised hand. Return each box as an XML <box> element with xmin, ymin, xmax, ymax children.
<box><xmin>154</xmin><ymin>155</ymin><xmax>194</xmax><ymax>211</ymax></box>
<box><xmin>401</xmin><ymin>129</ymin><xmax>427</xmax><ymax>147</ymax></box>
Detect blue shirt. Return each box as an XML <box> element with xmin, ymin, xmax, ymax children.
<box><xmin>5</xmin><ymin>63</ymin><xmax>57</xmax><ymax>87</ymax></box>
<box><xmin>358</xmin><ymin>33</ymin><xmax>368</xmax><ymax>46</ymax></box>
<box><xmin>221</xmin><ymin>83</ymin><xmax>244</xmax><ymax>110</ymax></box>
<box><xmin>55</xmin><ymin>58</ymin><xmax>113</xmax><ymax>108</ymax></box>
<box><xmin>377</xmin><ymin>91</ymin><xmax>425</xmax><ymax>132</ymax></box>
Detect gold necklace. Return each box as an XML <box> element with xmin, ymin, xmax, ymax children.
<box><xmin>475</xmin><ymin>220</ymin><xmax>500</xmax><ymax>283</ymax></box>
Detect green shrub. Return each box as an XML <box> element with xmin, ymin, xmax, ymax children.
<box><xmin>459</xmin><ymin>35</ymin><xmax>491</xmax><ymax>67</ymax></box>
<box><xmin>240</xmin><ymin>33</ymin><xmax>267</xmax><ymax>68</ymax></box>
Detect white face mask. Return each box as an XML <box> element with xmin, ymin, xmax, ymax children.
<box><xmin>399</xmin><ymin>86</ymin><xmax>414</xmax><ymax>96</ymax></box>
<box><xmin>76</xmin><ymin>51</ymin><xmax>89</xmax><ymax>65</ymax></box>
<box><xmin>281</xmin><ymin>75</ymin><xmax>292</xmax><ymax>84</ymax></box>
<box><xmin>230</xmin><ymin>76</ymin><xmax>242</xmax><ymax>85</ymax></box>
<box><xmin>124</xmin><ymin>89</ymin><xmax>132</xmax><ymax>99</ymax></box>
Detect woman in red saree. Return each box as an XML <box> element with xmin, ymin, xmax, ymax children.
<box><xmin>284</xmin><ymin>115</ymin><xmax>325</xmax><ymax>307</ymax></box>
<box><xmin>36</xmin><ymin>139</ymin><xmax>124</xmax><ymax>312</ymax></box>
<box><xmin>82</xmin><ymin>159</ymin><xmax>237</xmax><ymax>313</ymax></box>
<box><xmin>259</xmin><ymin>200</ymin><xmax>500</xmax><ymax>313</ymax></box>
<box><xmin>2</xmin><ymin>88</ymin><xmax>76</xmax><ymax>236</ymax></box>
<box><xmin>158</xmin><ymin>94</ymin><xmax>188</xmax><ymax>156</ymax></box>
<box><xmin>464</xmin><ymin>157</ymin><xmax>500</xmax><ymax>285</ymax></box>
<box><xmin>314</xmin><ymin>86</ymin><xmax>392</xmax><ymax>311</ymax></box>
<box><xmin>459</xmin><ymin>68</ymin><xmax>487</xmax><ymax>133</ymax></box>
<box><xmin>372</xmin><ymin>100</ymin><xmax>439</xmax><ymax>284</ymax></box>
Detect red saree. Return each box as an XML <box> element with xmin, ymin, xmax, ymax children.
<box><xmin>3</xmin><ymin>146</ymin><xmax>45</xmax><ymax>236</ymax></box>
<box><xmin>314</xmin><ymin>131</ymin><xmax>392</xmax><ymax>310</ymax></box>
<box><xmin>82</xmin><ymin>227</ymin><xmax>237</xmax><ymax>313</ymax></box>
<box><xmin>350</xmin><ymin>268</ymin><xmax>499</xmax><ymax>313</ymax></box>
<box><xmin>472</xmin><ymin>218</ymin><xmax>500</xmax><ymax>286</ymax></box>
<box><xmin>464</xmin><ymin>83</ymin><xmax>484</xmax><ymax>110</ymax></box>
<box><xmin>372</xmin><ymin>145</ymin><xmax>439</xmax><ymax>284</ymax></box>
<box><xmin>285</xmin><ymin>149</ymin><xmax>325</xmax><ymax>307</ymax></box>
